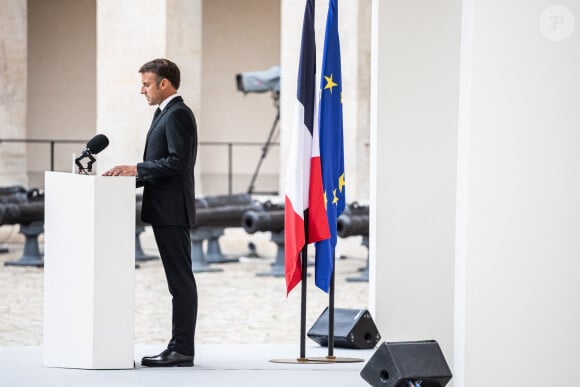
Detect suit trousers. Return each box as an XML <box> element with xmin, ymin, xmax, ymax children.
<box><xmin>152</xmin><ymin>225</ymin><xmax>198</xmax><ymax>356</ymax></box>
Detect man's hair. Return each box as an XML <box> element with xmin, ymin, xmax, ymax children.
<box><xmin>139</xmin><ymin>58</ymin><xmax>181</xmax><ymax>89</ymax></box>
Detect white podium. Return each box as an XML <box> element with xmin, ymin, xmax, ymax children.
<box><xmin>43</xmin><ymin>172</ymin><xmax>136</xmax><ymax>369</ymax></box>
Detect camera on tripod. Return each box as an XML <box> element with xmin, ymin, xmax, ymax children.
<box><xmin>236</xmin><ymin>66</ymin><xmax>280</xmax><ymax>96</ymax></box>
<box><xmin>235</xmin><ymin>66</ymin><xmax>281</xmax><ymax>195</ymax></box>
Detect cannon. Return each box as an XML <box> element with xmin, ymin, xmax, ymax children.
<box><xmin>0</xmin><ymin>186</ymin><xmax>27</xmax><ymax>196</ymax></box>
<box><xmin>242</xmin><ymin>209</ymin><xmax>285</xmax><ymax>277</ymax></box>
<box><xmin>240</xmin><ymin>200</ymin><xmax>284</xmax><ymax>252</ymax></box>
<box><xmin>337</xmin><ymin>202</ymin><xmax>369</xmax><ymax>238</ymax></box>
<box><xmin>0</xmin><ymin>186</ymin><xmax>28</xmax><ymax>204</ymax></box>
<box><xmin>337</xmin><ymin>203</ymin><xmax>370</xmax><ymax>282</ymax></box>
<box><xmin>337</xmin><ymin>214</ymin><xmax>369</xmax><ymax>238</ymax></box>
<box><xmin>2</xmin><ymin>191</ymin><xmax>151</xmax><ymax>267</ymax></box>
<box><xmin>0</xmin><ymin>186</ymin><xmax>43</xmax><ymax>204</ymax></box>
<box><xmin>0</xmin><ymin>186</ymin><xmax>44</xmax><ymax>254</ymax></box>
<box><xmin>0</xmin><ymin>202</ymin><xmax>45</xmax><ymax>226</ymax></box>
<box><xmin>189</xmin><ymin>193</ymin><xmax>260</xmax><ymax>272</ymax></box>
<box><xmin>240</xmin><ymin>200</ymin><xmax>284</xmax><ymax>236</ymax></box>
<box><xmin>0</xmin><ymin>201</ymin><xmax>45</xmax><ymax>267</ymax></box>
<box><xmin>242</xmin><ymin>210</ymin><xmax>284</xmax><ymax>234</ymax></box>
<box><xmin>196</xmin><ymin>192</ymin><xmax>253</xmax><ymax>208</ymax></box>
<box><xmin>240</xmin><ymin>200</ymin><xmax>283</xmax><ymax>258</ymax></box>
<box><xmin>241</xmin><ymin>200</ymin><xmax>288</xmax><ymax>276</ymax></box>
<box><xmin>0</xmin><ymin>186</ymin><xmax>45</xmax><ymax>264</ymax></box>
<box><xmin>194</xmin><ymin>202</ymin><xmax>263</xmax><ymax>229</ymax></box>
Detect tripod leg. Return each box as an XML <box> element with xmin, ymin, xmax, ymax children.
<box><xmin>247</xmin><ymin>109</ymin><xmax>280</xmax><ymax>194</ymax></box>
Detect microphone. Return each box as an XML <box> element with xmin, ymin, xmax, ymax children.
<box><xmin>81</xmin><ymin>134</ymin><xmax>109</xmax><ymax>157</ymax></box>
<box><xmin>75</xmin><ymin>134</ymin><xmax>109</xmax><ymax>173</ymax></box>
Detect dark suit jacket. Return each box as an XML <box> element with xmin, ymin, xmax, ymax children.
<box><xmin>137</xmin><ymin>96</ymin><xmax>197</xmax><ymax>226</ymax></box>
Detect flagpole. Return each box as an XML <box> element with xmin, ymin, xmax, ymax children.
<box><xmin>327</xmin><ymin>254</ymin><xmax>335</xmax><ymax>358</ymax></box>
<box><xmin>310</xmin><ymin>250</ymin><xmax>362</xmax><ymax>363</ymax></box>
<box><xmin>299</xmin><ymin>212</ymin><xmax>309</xmax><ymax>360</ymax></box>
<box><xmin>306</xmin><ymin>0</ymin><xmax>363</xmax><ymax>364</ymax></box>
<box><xmin>271</xmin><ymin>0</ymin><xmax>340</xmax><ymax>365</ymax></box>
<box><xmin>271</xmin><ymin>210</ymin><xmax>327</xmax><ymax>364</ymax></box>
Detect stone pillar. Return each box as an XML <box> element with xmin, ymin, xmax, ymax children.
<box><xmin>369</xmin><ymin>0</ymin><xmax>461</xmax><ymax>377</ymax></box>
<box><xmin>27</xmin><ymin>0</ymin><xmax>96</xmax><ymax>188</ymax></box>
<box><xmin>455</xmin><ymin>2</ymin><xmax>580</xmax><ymax>386</ymax></box>
<box><xmin>0</xmin><ymin>0</ymin><xmax>28</xmax><ymax>186</ymax></box>
<box><xmin>96</xmin><ymin>0</ymin><xmax>202</xmax><ymax>191</ymax></box>
<box><xmin>167</xmin><ymin>0</ymin><xmax>203</xmax><ymax>195</ymax></box>
<box><xmin>371</xmin><ymin>1</ymin><xmax>580</xmax><ymax>386</ymax></box>
<box><xmin>97</xmin><ymin>0</ymin><xmax>166</xmax><ymax>174</ymax></box>
<box><xmin>341</xmin><ymin>0</ymin><xmax>371</xmax><ymax>202</ymax></box>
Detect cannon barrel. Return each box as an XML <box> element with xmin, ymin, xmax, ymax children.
<box><xmin>196</xmin><ymin>193</ymin><xmax>252</xmax><ymax>208</ymax></box>
<box><xmin>336</xmin><ymin>202</ymin><xmax>369</xmax><ymax>238</ymax></box>
<box><xmin>0</xmin><ymin>202</ymin><xmax>45</xmax><ymax>225</ymax></box>
<box><xmin>337</xmin><ymin>214</ymin><xmax>369</xmax><ymax>238</ymax></box>
<box><xmin>0</xmin><ymin>186</ymin><xmax>26</xmax><ymax>197</ymax></box>
<box><xmin>242</xmin><ymin>210</ymin><xmax>284</xmax><ymax>234</ymax></box>
<box><xmin>136</xmin><ymin>194</ymin><xmax>261</xmax><ymax>228</ymax></box>
<box><xmin>0</xmin><ymin>186</ymin><xmax>43</xmax><ymax>204</ymax></box>
<box><xmin>260</xmin><ymin>200</ymin><xmax>284</xmax><ymax>212</ymax></box>
<box><xmin>343</xmin><ymin>202</ymin><xmax>369</xmax><ymax>216</ymax></box>
<box><xmin>194</xmin><ymin>202</ymin><xmax>263</xmax><ymax>228</ymax></box>
<box><xmin>138</xmin><ymin>193</ymin><xmax>250</xmax><ymax>210</ymax></box>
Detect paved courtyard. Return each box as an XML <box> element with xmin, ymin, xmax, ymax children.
<box><xmin>0</xmin><ymin>224</ymin><xmax>370</xmax><ymax>348</ymax></box>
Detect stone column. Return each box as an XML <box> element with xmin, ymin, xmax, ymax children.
<box><xmin>369</xmin><ymin>0</ymin><xmax>461</xmax><ymax>375</ymax></box>
<box><xmin>0</xmin><ymin>0</ymin><xmax>28</xmax><ymax>186</ymax></box>
<box><xmin>96</xmin><ymin>0</ymin><xmax>203</xmax><ymax>194</ymax></box>
<box><xmin>166</xmin><ymin>0</ymin><xmax>203</xmax><ymax>195</ymax></box>
<box><xmin>455</xmin><ymin>2</ymin><xmax>580</xmax><ymax>386</ymax></box>
<box><xmin>341</xmin><ymin>0</ymin><xmax>371</xmax><ymax>202</ymax></box>
<box><xmin>97</xmin><ymin>0</ymin><xmax>167</xmax><ymax>173</ymax></box>
<box><xmin>371</xmin><ymin>1</ymin><xmax>580</xmax><ymax>386</ymax></box>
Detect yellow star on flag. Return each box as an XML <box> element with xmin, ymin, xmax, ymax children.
<box><xmin>324</xmin><ymin>74</ymin><xmax>338</xmax><ymax>94</ymax></box>
<box><xmin>338</xmin><ymin>173</ymin><xmax>346</xmax><ymax>193</ymax></box>
<box><xmin>323</xmin><ymin>191</ymin><xmax>328</xmax><ymax>210</ymax></box>
<box><xmin>332</xmin><ymin>189</ymin><xmax>339</xmax><ymax>205</ymax></box>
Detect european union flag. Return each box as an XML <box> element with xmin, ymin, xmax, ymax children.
<box><xmin>315</xmin><ymin>0</ymin><xmax>345</xmax><ymax>292</ymax></box>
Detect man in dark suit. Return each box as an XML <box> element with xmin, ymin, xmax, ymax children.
<box><xmin>103</xmin><ymin>58</ymin><xmax>197</xmax><ymax>367</ymax></box>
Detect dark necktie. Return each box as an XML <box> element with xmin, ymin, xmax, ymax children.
<box><xmin>150</xmin><ymin>107</ymin><xmax>161</xmax><ymax>129</ymax></box>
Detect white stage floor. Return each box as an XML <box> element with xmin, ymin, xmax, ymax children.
<box><xmin>0</xmin><ymin>344</ymin><xmax>374</xmax><ymax>387</ymax></box>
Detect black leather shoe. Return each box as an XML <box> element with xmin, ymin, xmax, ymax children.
<box><xmin>141</xmin><ymin>349</ymin><xmax>194</xmax><ymax>367</ymax></box>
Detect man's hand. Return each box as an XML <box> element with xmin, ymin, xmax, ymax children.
<box><xmin>102</xmin><ymin>165</ymin><xmax>137</xmax><ymax>176</ymax></box>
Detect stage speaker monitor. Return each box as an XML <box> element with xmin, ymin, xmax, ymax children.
<box><xmin>307</xmin><ymin>307</ymin><xmax>381</xmax><ymax>349</ymax></box>
<box><xmin>360</xmin><ymin>340</ymin><xmax>452</xmax><ymax>387</ymax></box>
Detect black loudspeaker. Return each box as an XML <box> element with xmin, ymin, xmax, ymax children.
<box><xmin>307</xmin><ymin>307</ymin><xmax>381</xmax><ymax>349</ymax></box>
<box><xmin>360</xmin><ymin>340</ymin><xmax>452</xmax><ymax>387</ymax></box>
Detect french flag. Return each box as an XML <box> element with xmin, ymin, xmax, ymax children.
<box><xmin>284</xmin><ymin>0</ymin><xmax>330</xmax><ymax>295</ymax></box>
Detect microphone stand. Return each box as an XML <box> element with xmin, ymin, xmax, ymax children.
<box><xmin>75</xmin><ymin>153</ymin><xmax>96</xmax><ymax>175</ymax></box>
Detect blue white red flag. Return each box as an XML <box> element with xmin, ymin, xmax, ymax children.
<box><xmin>284</xmin><ymin>0</ymin><xmax>330</xmax><ymax>295</ymax></box>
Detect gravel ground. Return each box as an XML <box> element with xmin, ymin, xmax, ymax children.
<box><xmin>0</xmin><ymin>225</ymin><xmax>369</xmax><ymax>346</ymax></box>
